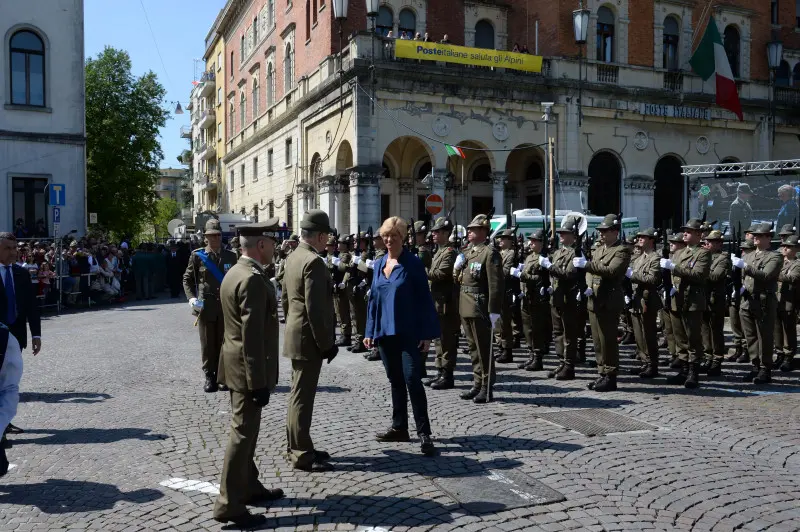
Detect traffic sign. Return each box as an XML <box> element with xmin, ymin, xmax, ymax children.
<box><xmin>89</xmin><ymin>213</ymin><xmax>98</xmax><ymax>224</ymax></box>
<box><xmin>48</xmin><ymin>183</ymin><xmax>66</xmax><ymax>206</ymax></box>
<box><xmin>425</xmin><ymin>194</ymin><xmax>444</xmax><ymax>215</ymax></box>
<box><xmin>53</xmin><ymin>207</ymin><xmax>61</xmax><ymax>224</ymax></box>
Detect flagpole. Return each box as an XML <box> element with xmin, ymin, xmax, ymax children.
<box><xmin>691</xmin><ymin>0</ymin><xmax>715</xmax><ymax>49</ymax></box>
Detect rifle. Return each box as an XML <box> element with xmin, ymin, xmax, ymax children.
<box><xmin>574</xmin><ymin>214</ymin><xmax>589</xmax><ymax>302</ymax></box>
<box><xmin>661</xmin><ymin>222</ymin><xmax>673</xmax><ymax>308</ymax></box>
<box><xmin>408</xmin><ymin>218</ymin><xmax>417</xmax><ymax>254</ymax></box>
<box><xmin>367</xmin><ymin>225</ymin><xmax>375</xmax><ymax>259</ymax></box>
<box><xmin>542</xmin><ymin>218</ymin><xmax>551</xmax><ymax>257</ymax></box>
<box><xmin>730</xmin><ymin>222</ymin><xmax>743</xmax><ymax>306</ymax></box>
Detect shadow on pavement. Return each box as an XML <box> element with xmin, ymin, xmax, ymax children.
<box><xmin>19</xmin><ymin>392</ymin><xmax>112</xmax><ymax>404</ymax></box>
<box><xmin>436</xmin><ymin>434</ymin><xmax>583</xmax><ymax>454</ymax></box>
<box><xmin>327</xmin><ymin>449</ymin><xmax>523</xmax><ymax>479</ymax></box>
<box><xmin>272</xmin><ymin>385</ymin><xmax>351</xmax><ymax>394</ymax></box>
<box><xmin>498</xmin><ymin>395</ymin><xmax>635</xmax><ymax>408</ymax></box>
<box><xmin>11</xmin><ymin>428</ymin><xmax>168</xmax><ymax>446</ymax></box>
<box><xmin>0</xmin><ymin>479</ymin><xmax>164</xmax><ymax>513</ymax></box>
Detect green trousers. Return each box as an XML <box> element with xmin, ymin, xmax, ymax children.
<box><xmin>286</xmin><ymin>357</ymin><xmax>323</xmax><ymax>468</ymax></box>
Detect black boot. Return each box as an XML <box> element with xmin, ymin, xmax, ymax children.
<box><xmin>547</xmin><ymin>362</ymin><xmax>565</xmax><ymax>379</ymax></box>
<box><xmin>460</xmin><ymin>385</ymin><xmax>481</xmax><ymax>400</ymax></box>
<box><xmin>495</xmin><ymin>350</ymin><xmax>514</xmax><ymax>364</ymax></box>
<box><xmin>736</xmin><ymin>352</ymin><xmax>751</xmax><ymax>364</ymax></box>
<box><xmin>699</xmin><ymin>359</ymin><xmax>712</xmax><ymax>374</ymax></box>
<box><xmin>742</xmin><ymin>364</ymin><xmax>760</xmax><ymax>382</ymax></box>
<box><xmin>753</xmin><ymin>367</ymin><xmax>772</xmax><ymax>384</ymax></box>
<box><xmin>707</xmin><ymin>359</ymin><xmax>723</xmax><ymax>377</ymax></box>
<box><xmin>473</xmin><ymin>387</ymin><xmax>493</xmax><ymax>403</ymax></box>
<box><xmin>424</xmin><ymin>369</ymin><xmax>444</xmax><ymax>387</ymax></box>
<box><xmin>629</xmin><ymin>363</ymin><xmax>648</xmax><ymax>375</ymax></box>
<box><xmin>525</xmin><ymin>354</ymin><xmax>544</xmax><ymax>371</ymax></box>
<box><xmin>203</xmin><ymin>374</ymin><xmax>218</xmax><ymax>393</ymax></box>
<box><xmin>366</xmin><ymin>349</ymin><xmax>382</xmax><ymax>361</ymax></box>
<box><xmin>774</xmin><ymin>353</ymin><xmax>785</xmax><ymax>368</ymax></box>
<box><xmin>684</xmin><ymin>363</ymin><xmax>699</xmax><ymax>389</ymax></box>
<box><xmin>666</xmin><ymin>362</ymin><xmax>688</xmax><ymax>385</ymax></box>
<box><xmin>517</xmin><ymin>352</ymin><xmax>534</xmax><ymax>369</ymax></box>
<box><xmin>351</xmin><ymin>342</ymin><xmax>368</xmax><ymax>354</ymax></box>
<box><xmin>587</xmin><ymin>376</ymin><xmax>603</xmax><ymax>390</ymax></box>
<box><xmin>639</xmin><ymin>363</ymin><xmax>659</xmax><ymax>379</ymax></box>
<box><xmin>593</xmin><ymin>373</ymin><xmax>617</xmax><ymax>392</ymax></box>
<box><xmin>620</xmin><ymin>331</ymin><xmax>635</xmax><ymax>345</ymax></box>
<box><xmin>780</xmin><ymin>356</ymin><xmax>794</xmax><ymax>373</ymax></box>
<box><xmin>431</xmin><ymin>371</ymin><xmax>454</xmax><ymax>390</ymax></box>
<box><xmin>555</xmin><ymin>364</ymin><xmax>575</xmax><ymax>380</ymax></box>
<box><xmin>0</xmin><ymin>445</ymin><xmax>8</xmax><ymax>478</ymax></box>
<box><xmin>669</xmin><ymin>356</ymin><xmax>682</xmax><ymax>369</ymax></box>
<box><xmin>335</xmin><ymin>335</ymin><xmax>351</xmax><ymax>347</ymax></box>
<box><xmin>726</xmin><ymin>346</ymin><xmax>742</xmax><ymax>362</ymax></box>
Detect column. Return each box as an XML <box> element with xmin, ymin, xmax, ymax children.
<box><xmin>491</xmin><ymin>172</ymin><xmax>508</xmax><ymax>215</ymax></box>
<box><xmin>623</xmin><ymin>175</ymin><xmax>655</xmax><ymax>229</ymax></box>
<box><xmin>334</xmin><ymin>175</ymin><xmax>348</xmax><ymax>234</ymax></box>
<box><xmin>297</xmin><ymin>183</ymin><xmax>314</xmax><ymax>214</ymax></box>
<box><xmin>317</xmin><ymin>176</ymin><xmax>336</xmax><ymax>225</ymax></box>
<box><xmin>349</xmin><ymin>165</ymin><xmax>382</xmax><ymax>234</ymax></box>
<box><xmin>426</xmin><ymin>168</ymin><xmax>448</xmax><ymax>203</ymax></box>
<box><xmin>556</xmin><ymin>172</ymin><xmax>589</xmax><ymax>215</ymax></box>
<box><xmin>398</xmin><ymin>180</ymin><xmax>414</xmax><ymax>220</ymax></box>
<box><xmin>452</xmin><ymin>184</ymin><xmax>469</xmax><ymax>228</ymax></box>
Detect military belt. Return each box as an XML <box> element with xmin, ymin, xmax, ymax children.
<box><xmin>461</xmin><ymin>286</ymin><xmax>487</xmax><ymax>295</ymax></box>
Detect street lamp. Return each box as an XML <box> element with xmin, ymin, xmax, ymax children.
<box><xmin>572</xmin><ymin>2</ymin><xmax>590</xmax><ymax>127</ymax></box>
<box><xmin>767</xmin><ymin>39</ymin><xmax>783</xmax><ymax>145</ymax></box>
<box><xmin>366</xmin><ymin>0</ymin><xmax>379</xmax><ymax>113</ymax></box>
<box><xmin>332</xmin><ymin>0</ymin><xmax>348</xmax><ymax>101</ymax></box>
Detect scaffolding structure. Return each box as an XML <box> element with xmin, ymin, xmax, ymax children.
<box><xmin>681</xmin><ymin>159</ymin><xmax>800</xmax><ymax>177</ymax></box>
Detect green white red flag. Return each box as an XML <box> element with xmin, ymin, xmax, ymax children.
<box><xmin>445</xmin><ymin>144</ymin><xmax>466</xmax><ymax>158</ymax></box>
<box><xmin>689</xmin><ymin>16</ymin><xmax>743</xmax><ymax>120</ymax></box>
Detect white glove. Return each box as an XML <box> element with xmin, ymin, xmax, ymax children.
<box><xmin>573</xmin><ymin>257</ymin><xmax>587</xmax><ymax>269</ymax></box>
<box><xmin>270</xmin><ymin>277</ymin><xmax>276</xmax><ymax>283</ymax></box>
<box><xmin>358</xmin><ymin>280</ymin><xmax>367</xmax><ymax>288</ymax></box>
<box><xmin>538</xmin><ymin>256</ymin><xmax>552</xmax><ymax>269</ymax></box>
<box><xmin>731</xmin><ymin>289</ymin><xmax>736</xmax><ymax>299</ymax></box>
<box><xmin>489</xmin><ymin>313</ymin><xmax>501</xmax><ymax>327</ymax></box>
<box><xmin>548</xmin><ymin>286</ymin><xmax>553</xmax><ymax>294</ymax></box>
<box><xmin>511</xmin><ymin>267</ymin><xmax>522</xmax><ymax>278</ymax></box>
<box><xmin>517</xmin><ymin>262</ymin><xmax>524</xmax><ymax>270</ymax></box>
<box><xmin>366</xmin><ymin>259</ymin><xmax>374</xmax><ymax>269</ymax></box>
<box><xmin>731</xmin><ymin>256</ymin><xmax>745</xmax><ymax>269</ymax></box>
<box><xmin>454</xmin><ymin>253</ymin><xmax>466</xmax><ymax>270</ymax></box>
<box><xmin>366</xmin><ymin>289</ymin><xmax>371</xmax><ymax>298</ymax></box>
<box><xmin>338</xmin><ymin>282</ymin><xmax>346</xmax><ymax>290</ymax></box>
<box><xmin>625</xmin><ymin>267</ymin><xmax>633</xmax><ymax>279</ymax></box>
<box><xmin>624</xmin><ymin>295</ymin><xmax>631</xmax><ymax>305</ymax></box>
<box><xmin>584</xmin><ymin>287</ymin><xmax>593</xmax><ymax>298</ymax></box>
<box><xmin>332</xmin><ymin>257</ymin><xmax>341</xmax><ymax>267</ymax></box>
<box><xmin>353</xmin><ymin>256</ymin><xmax>361</xmax><ymax>265</ymax></box>
<box><xmin>189</xmin><ymin>297</ymin><xmax>204</xmax><ymax>310</ymax></box>
<box><xmin>670</xmin><ymin>287</ymin><xmax>677</xmax><ymax>296</ymax></box>
<box><xmin>660</xmin><ymin>258</ymin><xmax>674</xmax><ymax>270</ymax></box>
<box><xmin>539</xmin><ymin>287</ymin><xmax>546</xmax><ymax>296</ymax></box>
<box><xmin>739</xmin><ymin>286</ymin><xmax>746</xmax><ymax>295</ymax></box>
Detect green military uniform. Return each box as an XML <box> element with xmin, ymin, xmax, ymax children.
<box><xmin>774</xmin><ymin>235</ymin><xmax>800</xmax><ymax>373</ymax></box>
<box><xmin>619</xmin><ymin>235</ymin><xmax>638</xmax><ymax>345</ymax></box>
<box><xmin>738</xmin><ymin>223</ymin><xmax>782</xmax><ymax>383</ymax></box>
<box><xmin>666</xmin><ymin>219</ymin><xmax>711</xmax><ymax>388</ymax></box>
<box><xmin>701</xmin><ymin>231</ymin><xmax>731</xmax><ymax>375</ymax></box>
<box><xmin>628</xmin><ymin>228</ymin><xmax>662</xmax><ymax>378</ymax></box>
<box><xmin>214</xmin><ymin>221</ymin><xmax>281</xmax><ymax>524</ymax></box>
<box><xmin>348</xmin><ymin>233</ymin><xmax>371</xmax><ymax>353</ymax></box>
<box><xmin>496</xmin><ymin>230</ymin><xmax>518</xmax><ymax>363</ymax></box>
<box><xmin>415</xmin><ymin>221</ymin><xmax>433</xmax><ymax>271</ymax></box>
<box><xmin>182</xmin><ymin>219</ymin><xmax>238</xmax><ymax>392</ymax></box>
<box><xmin>426</xmin><ymin>216</ymin><xmax>459</xmax><ymax>389</ymax></box>
<box><xmin>275</xmin><ymin>243</ymin><xmax>292</xmax><ymax>319</ymax></box>
<box><xmin>283</xmin><ymin>211</ymin><xmax>337</xmax><ymax>470</ymax></box>
<box><xmin>459</xmin><ymin>214</ymin><xmax>503</xmax><ymax>403</ymax></box>
<box><xmin>580</xmin><ymin>214</ymin><xmax>631</xmax><ymax>391</ymax></box>
<box><xmin>661</xmin><ymin>232</ymin><xmax>685</xmax><ymax>365</ymax></box>
<box><xmin>330</xmin><ymin>235</ymin><xmax>352</xmax><ymax>345</ymax></box>
<box><xmin>728</xmin><ymin>184</ymin><xmax>753</xmax><ymax>238</ymax></box>
<box><xmin>517</xmin><ymin>229</ymin><xmax>551</xmax><ymax>372</ymax></box>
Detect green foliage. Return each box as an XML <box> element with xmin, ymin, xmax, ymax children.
<box><xmin>86</xmin><ymin>47</ymin><xmax>169</xmax><ymax>236</ymax></box>
<box><xmin>151</xmin><ymin>197</ymin><xmax>181</xmax><ymax>240</ymax></box>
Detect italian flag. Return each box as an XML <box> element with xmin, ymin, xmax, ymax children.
<box><xmin>445</xmin><ymin>144</ymin><xmax>466</xmax><ymax>158</ymax></box>
<box><xmin>689</xmin><ymin>16</ymin><xmax>743</xmax><ymax>120</ymax></box>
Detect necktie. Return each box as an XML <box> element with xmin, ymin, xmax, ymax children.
<box><xmin>4</xmin><ymin>265</ymin><xmax>16</xmax><ymax>326</ymax></box>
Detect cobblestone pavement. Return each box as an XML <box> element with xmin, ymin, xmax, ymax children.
<box><xmin>3</xmin><ymin>297</ymin><xmax>800</xmax><ymax>531</ymax></box>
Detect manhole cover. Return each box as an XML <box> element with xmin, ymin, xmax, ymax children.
<box><xmin>432</xmin><ymin>469</ymin><xmax>565</xmax><ymax>514</ymax></box>
<box><xmin>535</xmin><ymin>408</ymin><xmax>657</xmax><ymax>436</ymax></box>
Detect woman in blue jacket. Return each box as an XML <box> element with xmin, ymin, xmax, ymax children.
<box><xmin>364</xmin><ymin>216</ymin><xmax>440</xmax><ymax>456</ymax></box>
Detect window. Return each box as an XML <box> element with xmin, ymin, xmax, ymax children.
<box><xmin>399</xmin><ymin>9</ymin><xmax>416</xmax><ymax>38</ymax></box>
<box><xmin>663</xmin><ymin>16</ymin><xmax>680</xmax><ymax>70</ymax></box>
<box><xmin>230</xmin><ymin>51</ymin><xmax>234</xmax><ymax>77</ymax></box>
<box><xmin>284</xmin><ymin>44</ymin><xmax>294</xmax><ymax>92</ymax></box>
<box><xmin>776</xmin><ymin>60</ymin><xmax>791</xmax><ymax>86</ymax></box>
<box><xmin>253</xmin><ymin>157</ymin><xmax>259</xmax><ymax>182</ymax></box>
<box><xmin>723</xmin><ymin>25</ymin><xmax>740</xmax><ymax>78</ymax></box>
<box><xmin>254</xmin><ymin>16</ymin><xmax>259</xmax><ymax>42</ymax></box>
<box><xmin>475</xmin><ymin>20</ymin><xmax>494</xmax><ymax>49</ymax></box>
<box><xmin>229</xmin><ymin>103</ymin><xmax>235</xmax><ymax>137</ymax></box>
<box><xmin>285</xmin><ymin>138</ymin><xmax>293</xmax><ymax>166</ymax></box>
<box><xmin>269</xmin><ymin>199</ymin><xmax>275</xmax><ymax>218</ymax></box>
<box><xmin>240</xmin><ymin>164</ymin><xmax>245</xmax><ymax>187</ymax></box>
<box><xmin>376</xmin><ymin>6</ymin><xmax>393</xmax><ymax>37</ymax></box>
<box><xmin>230</xmin><ymin>169</ymin><xmax>235</xmax><ymax>191</ymax></box>
<box><xmin>218</xmin><ymin>123</ymin><xmax>222</xmax><ymax>141</ymax></box>
<box><xmin>252</xmin><ymin>78</ymin><xmax>259</xmax><ymax>117</ymax></box>
<box><xmin>269</xmin><ymin>0</ymin><xmax>276</xmax><ymax>26</ymax></box>
<box><xmin>12</xmin><ymin>178</ymin><xmax>48</xmax><ymax>236</ymax></box>
<box><xmin>240</xmin><ymin>92</ymin><xmax>246</xmax><ymax>131</ymax></box>
<box><xmin>596</xmin><ymin>7</ymin><xmax>615</xmax><ymax>63</ymax></box>
<box><xmin>10</xmin><ymin>30</ymin><xmax>45</xmax><ymax>106</ymax></box>
<box><xmin>217</xmin><ymin>87</ymin><xmax>222</xmax><ymax>104</ymax></box>
<box><xmin>268</xmin><ymin>149</ymin><xmax>274</xmax><ymax>174</ymax></box>
<box><xmin>306</xmin><ymin>0</ymin><xmax>311</xmax><ymax>40</ymax></box>
<box><xmin>796</xmin><ymin>0</ymin><xmax>800</xmax><ymax>27</ymax></box>
<box><xmin>267</xmin><ymin>63</ymin><xmax>275</xmax><ymax>105</ymax></box>
<box><xmin>286</xmin><ymin>194</ymin><xmax>293</xmax><ymax>230</ymax></box>
<box><xmin>313</xmin><ymin>0</ymin><xmax>318</xmax><ymax>24</ymax></box>
<box><xmin>794</xmin><ymin>63</ymin><xmax>800</xmax><ymax>88</ymax></box>
<box><xmin>217</xmin><ymin>52</ymin><xmax>222</xmax><ymax>71</ymax></box>
<box><xmin>240</xmin><ymin>35</ymin><xmax>245</xmax><ymax>62</ymax></box>
<box><xmin>771</xmin><ymin>0</ymin><xmax>779</xmax><ymax>25</ymax></box>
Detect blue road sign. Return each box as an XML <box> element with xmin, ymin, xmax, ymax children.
<box><xmin>53</xmin><ymin>207</ymin><xmax>61</xmax><ymax>223</ymax></box>
<box><xmin>49</xmin><ymin>183</ymin><xmax>66</xmax><ymax>206</ymax></box>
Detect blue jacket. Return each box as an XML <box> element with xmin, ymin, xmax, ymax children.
<box><xmin>365</xmin><ymin>250</ymin><xmax>441</xmax><ymax>346</ymax></box>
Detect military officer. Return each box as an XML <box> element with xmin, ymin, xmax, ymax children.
<box><xmin>283</xmin><ymin>210</ymin><xmax>338</xmax><ymax>472</ymax></box>
<box><xmin>183</xmin><ymin>219</ymin><xmax>238</xmax><ymax>393</ymax></box>
<box><xmin>701</xmin><ymin>230</ymin><xmax>731</xmax><ymax>376</ymax></box>
<box><xmin>363</xmin><ymin>233</ymin><xmax>386</xmax><ymax>362</ymax></box>
<box><xmin>778</xmin><ymin>224</ymin><xmax>796</xmax><ymax>243</ymax></box>
<box><xmin>495</xmin><ymin>229</ymin><xmax>518</xmax><ymax>364</ymax></box>
<box><xmin>330</xmin><ymin>235</ymin><xmax>352</xmax><ymax>346</ymax></box>
<box><xmin>213</xmin><ymin>220</ymin><xmax>283</xmax><ymax>528</ymax></box>
<box><xmin>619</xmin><ymin>234</ymin><xmax>638</xmax><ymax>345</ymax></box>
<box><xmin>775</xmin><ymin>235</ymin><xmax>800</xmax><ymax>373</ymax></box>
<box><xmin>573</xmin><ymin>214</ymin><xmax>631</xmax><ymax>391</ymax></box>
<box><xmin>627</xmin><ymin>228</ymin><xmax>662</xmax><ymax>379</ymax></box>
<box><xmin>662</xmin><ymin>219</ymin><xmax>711</xmax><ymax>389</ymax></box>
<box><xmin>346</xmin><ymin>233</ymin><xmax>370</xmax><ymax>353</ymax></box>
<box><xmin>458</xmin><ymin>214</ymin><xmax>503</xmax><ymax>403</ymax></box>
<box><xmin>538</xmin><ymin>220</ymin><xmax>581</xmax><ymax>377</ymax></box>
<box><xmin>513</xmin><ymin>229</ymin><xmax>552</xmax><ymax>373</ymax></box>
<box><xmin>424</xmin><ymin>216</ymin><xmax>459</xmax><ymax>389</ymax></box>
<box><xmin>729</xmin><ymin>183</ymin><xmax>754</xmax><ymax>237</ymax></box>
<box><xmin>661</xmin><ymin>232</ymin><xmax>686</xmax><ymax>367</ymax></box>
<box><xmin>413</xmin><ymin>221</ymin><xmax>433</xmax><ymax>270</ymax></box>
<box><xmin>734</xmin><ymin>223</ymin><xmax>782</xmax><ymax>384</ymax></box>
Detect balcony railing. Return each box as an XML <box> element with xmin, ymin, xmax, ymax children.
<box><xmin>194</xmin><ymin>142</ymin><xmax>207</xmax><ymax>154</ymax></box>
<box><xmin>180</xmin><ymin>125</ymin><xmax>192</xmax><ymax>138</ymax></box>
<box><xmin>775</xmin><ymin>87</ymin><xmax>800</xmax><ymax>106</ymax></box>
<box><xmin>199</xmin><ymin>70</ymin><xmax>216</xmax><ymax>97</ymax></box>
<box><xmin>200</xmin><ymin>141</ymin><xmax>217</xmax><ymax>160</ymax></box>
<box><xmin>198</xmin><ymin>109</ymin><xmax>216</xmax><ymax>129</ymax></box>
<box><xmin>596</xmin><ymin>63</ymin><xmax>619</xmax><ymax>84</ymax></box>
<box><xmin>663</xmin><ymin>71</ymin><xmax>683</xmax><ymax>92</ymax></box>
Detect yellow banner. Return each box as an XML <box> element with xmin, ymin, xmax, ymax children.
<box><xmin>393</xmin><ymin>40</ymin><xmax>543</xmax><ymax>73</ymax></box>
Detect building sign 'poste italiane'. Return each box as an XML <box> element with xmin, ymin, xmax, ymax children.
<box><xmin>639</xmin><ymin>103</ymin><xmax>711</xmax><ymax>121</ymax></box>
<box><xmin>394</xmin><ymin>40</ymin><xmax>543</xmax><ymax>74</ymax></box>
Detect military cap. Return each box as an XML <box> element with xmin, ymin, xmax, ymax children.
<box><xmin>636</xmin><ymin>227</ymin><xmax>658</xmax><ymax>239</ymax></box>
<box><xmin>704</xmin><ymin>230</ymin><xmax>725</xmax><ymax>241</ymax></box>
<box><xmin>497</xmin><ymin>229</ymin><xmax>516</xmax><ymax>239</ymax></box>
<box><xmin>625</xmin><ymin>234</ymin><xmax>636</xmax><ymax>245</ymax></box>
<box><xmin>431</xmin><ymin>216</ymin><xmax>453</xmax><ymax>232</ymax></box>
<box><xmin>289</xmin><ymin>233</ymin><xmax>299</xmax><ymax>242</ymax></box>
<box><xmin>778</xmin><ymin>224</ymin><xmax>796</xmax><ymax>237</ymax></box>
<box><xmin>528</xmin><ymin>229</ymin><xmax>545</xmax><ymax>240</ymax></box>
<box><xmin>300</xmin><ymin>209</ymin><xmax>334</xmax><ymax>234</ymax></box>
<box><xmin>680</xmin><ymin>218</ymin><xmax>704</xmax><ymax>231</ymax></box>
<box><xmin>413</xmin><ymin>220</ymin><xmax>428</xmax><ymax>233</ymax></box>
<box><xmin>358</xmin><ymin>231</ymin><xmax>370</xmax><ymax>240</ymax></box>
<box><xmin>737</xmin><ymin>183</ymin><xmax>753</xmax><ymax>194</ymax></box>
<box><xmin>237</xmin><ymin>217</ymin><xmax>281</xmax><ymax>240</ymax></box>
<box><xmin>597</xmin><ymin>214</ymin><xmax>621</xmax><ymax>231</ymax></box>
<box><xmin>204</xmin><ymin>218</ymin><xmax>222</xmax><ymax>235</ymax></box>
<box><xmin>230</xmin><ymin>236</ymin><xmax>240</xmax><ymax>248</ymax></box>
<box><xmin>337</xmin><ymin>234</ymin><xmax>352</xmax><ymax>244</ymax></box>
<box><xmin>326</xmin><ymin>235</ymin><xmax>337</xmax><ymax>246</ymax></box>
<box><xmin>747</xmin><ymin>222</ymin><xmax>773</xmax><ymax>236</ymax></box>
<box><xmin>741</xmin><ymin>239</ymin><xmax>756</xmax><ymax>250</ymax></box>
<box><xmin>556</xmin><ymin>218</ymin><xmax>578</xmax><ymax>233</ymax></box>
<box><xmin>668</xmin><ymin>232</ymin><xmax>684</xmax><ymax>243</ymax></box>
<box><xmin>69</xmin><ymin>240</ymin><xmax>78</xmax><ymax>248</ymax></box>
<box><xmin>781</xmin><ymin>235</ymin><xmax>800</xmax><ymax>247</ymax></box>
<box><xmin>467</xmin><ymin>214</ymin><xmax>491</xmax><ymax>230</ymax></box>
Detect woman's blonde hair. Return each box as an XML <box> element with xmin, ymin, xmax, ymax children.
<box><xmin>379</xmin><ymin>216</ymin><xmax>408</xmax><ymax>240</ymax></box>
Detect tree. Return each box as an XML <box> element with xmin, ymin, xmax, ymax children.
<box><xmin>86</xmin><ymin>47</ymin><xmax>169</xmax><ymax>236</ymax></box>
<box><xmin>151</xmin><ymin>197</ymin><xmax>180</xmax><ymax>240</ymax></box>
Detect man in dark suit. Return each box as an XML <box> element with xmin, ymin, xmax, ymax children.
<box><xmin>0</xmin><ymin>232</ymin><xmax>42</xmax><ymax>477</ymax></box>
<box><xmin>165</xmin><ymin>240</ymin><xmax>183</xmax><ymax>298</ymax></box>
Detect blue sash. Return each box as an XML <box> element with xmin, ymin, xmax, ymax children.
<box><xmin>196</xmin><ymin>250</ymin><xmax>225</xmax><ymax>284</ymax></box>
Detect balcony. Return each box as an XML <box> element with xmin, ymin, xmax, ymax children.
<box><xmin>663</xmin><ymin>71</ymin><xmax>684</xmax><ymax>92</ymax></box>
<box><xmin>199</xmin><ymin>71</ymin><xmax>216</xmax><ymax>97</ymax></box>
<box><xmin>775</xmin><ymin>87</ymin><xmax>800</xmax><ymax>106</ymax></box>
<box><xmin>200</xmin><ymin>141</ymin><xmax>217</xmax><ymax>161</ymax></box>
<box><xmin>198</xmin><ymin>109</ymin><xmax>216</xmax><ymax>129</ymax></box>
<box><xmin>194</xmin><ymin>141</ymin><xmax>207</xmax><ymax>154</ymax></box>
<box><xmin>180</xmin><ymin>125</ymin><xmax>192</xmax><ymax>138</ymax></box>
<box><xmin>596</xmin><ymin>63</ymin><xmax>619</xmax><ymax>84</ymax></box>
<box><xmin>200</xmin><ymin>174</ymin><xmax>218</xmax><ymax>191</ymax></box>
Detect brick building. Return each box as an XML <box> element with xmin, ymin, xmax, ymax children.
<box><xmin>186</xmin><ymin>0</ymin><xmax>800</xmax><ymax>232</ymax></box>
